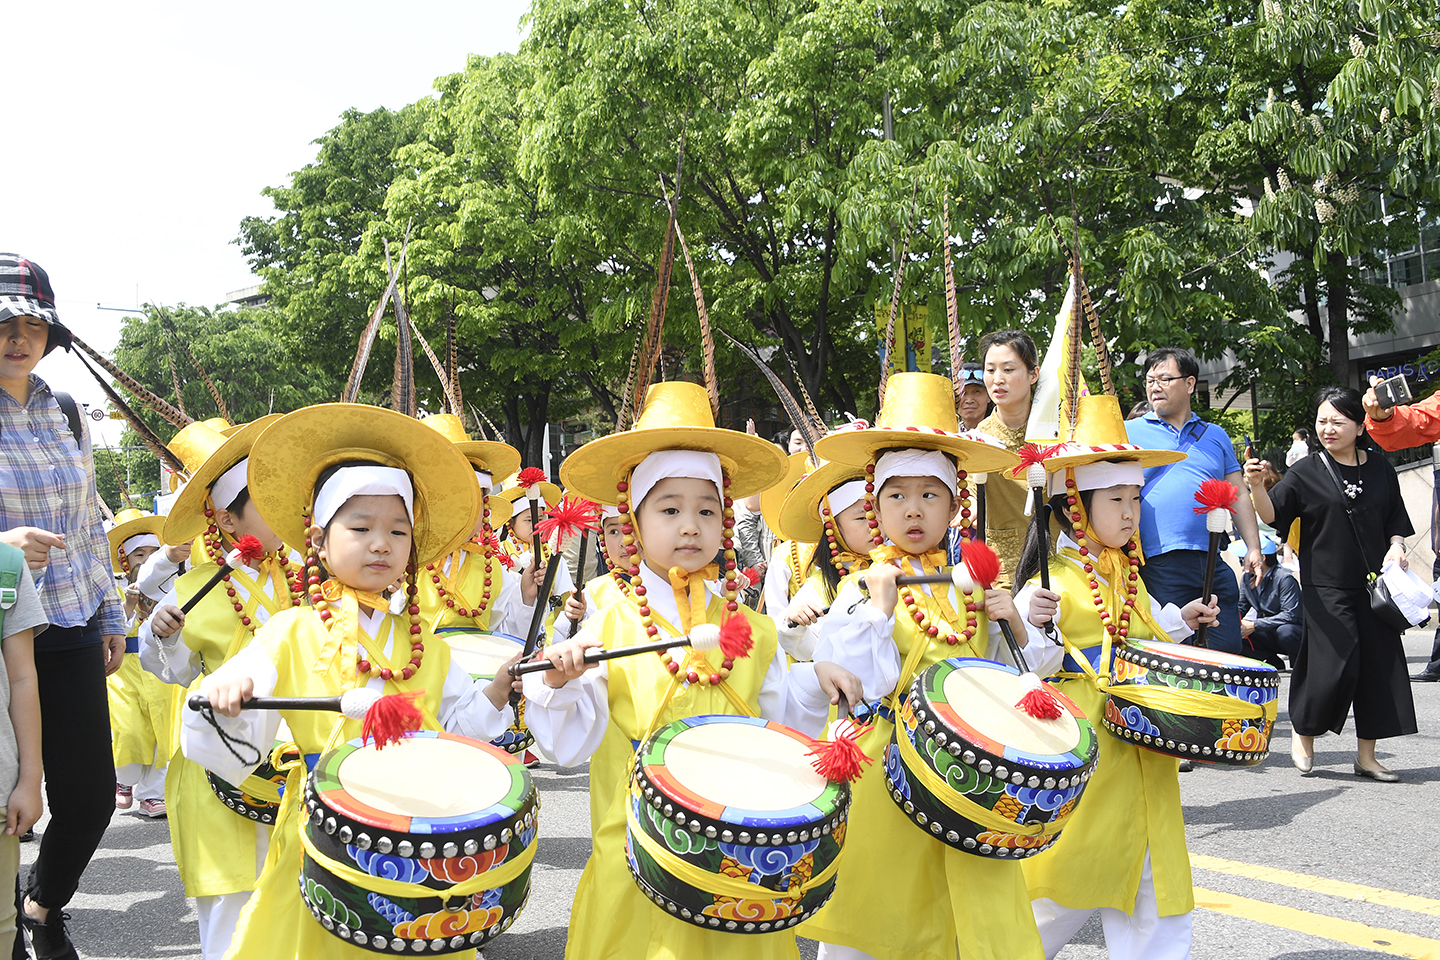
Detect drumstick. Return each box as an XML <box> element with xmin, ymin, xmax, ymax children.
<box><xmin>509</xmin><ymin>620</ymin><xmax>754</xmax><ymax>676</ymax></box>
<box><xmin>188</xmin><ymin>687</ymin><xmax>423</xmax><ymax>749</ymax></box>
<box><xmin>785</xmin><ymin>607</ymin><xmax>830</xmax><ymax>629</ymax></box>
<box><xmin>187</xmin><ymin>688</ymin><xmax>383</xmax><ymax>717</ymax></box>
<box><xmin>513</xmin><ymin>552</ymin><xmax>563</xmax><ymax>709</ymax></box>
<box><xmin>571</xmin><ymin>529</ymin><xmax>590</xmax><ymax>621</ymax></box>
<box><xmin>857</xmin><ymin>566</ymin><xmax>973</xmax><ymax>590</ymax></box>
<box><xmin>179</xmin><ymin>535</ymin><xmax>265</xmax><ymax>614</ymax></box>
<box><xmin>1193</xmin><ymin>480</ymin><xmax>1239</xmax><ymax>650</ymax></box>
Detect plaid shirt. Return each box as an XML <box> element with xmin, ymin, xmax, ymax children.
<box><xmin>0</xmin><ymin>374</ymin><xmax>124</xmax><ymax>641</ymax></box>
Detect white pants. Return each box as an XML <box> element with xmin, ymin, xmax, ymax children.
<box><xmin>816</xmin><ymin>947</ymin><xmax>880</xmax><ymax>960</ymax></box>
<box><xmin>114</xmin><ymin>762</ymin><xmax>167</xmax><ymax>801</ymax></box>
<box><xmin>194</xmin><ymin>824</ymin><xmax>270</xmax><ymax>960</ymax></box>
<box><xmin>1031</xmin><ymin>851</ymin><xmax>1192</xmax><ymax>960</ymax></box>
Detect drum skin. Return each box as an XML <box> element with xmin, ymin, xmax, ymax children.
<box><xmin>205</xmin><ymin>742</ymin><xmax>293</xmax><ymax>825</ymax></box>
<box><xmin>627</xmin><ymin>715</ymin><xmax>850</xmax><ymax>934</ymax></box>
<box><xmin>437</xmin><ymin>630</ymin><xmax>535</xmax><ymax>756</ymax></box>
<box><xmin>300</xmin><ymin>731</ymin><xmax>538</xmax><ymax>954</ymax></box>
<box><xmin>885</xmin><ymin>658</ymin><xmax>1098</xmax><ymax>859</ymax></box>
<box><xmin>1103</xmin><ymin>638</ymin><xmax>1279</xmax><ymax>766</ymax></box>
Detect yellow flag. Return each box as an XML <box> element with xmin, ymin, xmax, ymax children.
<box><xmin>875</xmin><ymin>302</ymin><xmax>931</xmax><ymax>375</ymax></box>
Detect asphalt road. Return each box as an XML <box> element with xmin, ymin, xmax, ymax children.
<box><xmin>27</xmin><ymin>625</ymin><xmax>1440</xmax><ymax>960</ymax></box>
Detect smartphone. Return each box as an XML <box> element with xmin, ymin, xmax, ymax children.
<box><xmin>1374</xmin><ymin>374</ymin><xmax>1413</xmax><ymax>410</ymax></box>
<box><xmin>1243</xmin><ymin>435</ymin><xmax>1254</xmax><ymax>461</ymax></box>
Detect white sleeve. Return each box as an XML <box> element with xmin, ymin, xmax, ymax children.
<box><xmin>1001</xmin><ymin>583</ymin><xmax>1067</xmax><ymax>678</ymax></box>
<box><xmin>137</xmin><ymin>588</ymin><xmax>203</xmax><ymax>686</ymax></box>
<box><xmin>490</xmin><ymin>568</ymin><xmax>528</xmax><ymax>637</ymax></box>
<box><xmin>179</xmin><ymin>641</ymin><xmax>281</xmax><ymax>786</ymax></box>
<box><xmin>136</xmin><ymin>551</ymin><xmax>184</xmax><ymax>604</ymax></box>
<box><xmin>521</xmin><ymin>660</ymin><xmax>610</xmax><ymax>768</ymax></box>
<box><xmin>437</xmin><ymin>661</ymin><xmax>512</xmax><ymax>741</ymax></box>
<box><xmin>1153</xmin><ymin>602</ymin><xmax>1193</xmax><ymax>641</ymax></box>
<box><xmin>756</xmin><ymin>647</ymin><xmax>832</xmax><ymax>738</ymax></box>
<box><xmin>763</xmin><ymin>553</ymin><xmax>793</xmax><ymax>622</ymax></box>
<box><xmin>810</xmin><ymin>580</ymin><xmax>901</xmax><ymax>701</ymax></box>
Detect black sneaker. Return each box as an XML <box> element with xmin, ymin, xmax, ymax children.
<box><xmin>18</xmin><ymin>910</ymin><xmax>79</xmax><ymax>960</ymax></box>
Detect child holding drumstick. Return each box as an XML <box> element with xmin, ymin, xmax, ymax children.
<box><xmin>801</xmin><ymin>372</ymin><xmax>1047</xmax><ymax>960</ymax></box>
<box><xmin>181</xmin><ymin>404</ymin><xmax>519</xmax><ymax>960</ymax></box>
<box><xmin>1012</xmin><ymin>395</ymin><xmax>1218</xmax><ymax>960</ymax></box>
<box><xmin>524</xmin><ymin>381</ymin><xmax>863</xmax><ymax>960</ymax></box>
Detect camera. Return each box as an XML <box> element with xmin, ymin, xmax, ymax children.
<box><xmin>1373</xmin><ymin>374</ymin><xmax>1413</xmax><ymax>410</ymax></box>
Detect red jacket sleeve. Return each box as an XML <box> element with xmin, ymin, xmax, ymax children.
<box><xmin>1366</xmin><ymin>392</ymin><xmax>1440</xmax><ymax>450</ymax></box>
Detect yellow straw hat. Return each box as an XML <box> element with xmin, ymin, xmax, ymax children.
<box><xmin>815</xmin><ymin>372</ymin><xmax>1020</xmax><ymax>475</ymax></box>
<box><xmin>560</xmin><ymin>382</ymin><xmax>787</xmax><ymax>504</ymax></box>
<box><xmin>162</xmin><ymin>415</ymin><xmax>284</xmax><ymax>545</ymax></box>
<box><xmin>759</xmin><ymin>451</ymin><xmax>813</xmax><ymax>536</ymax></box>
<box><xmin>420</xmin><ymin>414</ymin><xmax>522</xmax><ymax>482</ymax></box>
<box><xmin>107</xmin><ymin>508</ymin><xmax>165</xmax><ymax>571</ymax></box>
<box><xmin>245</xmin><ymin>404</ymin><xmax>481</xmax><ymax>565</ymax></box>
<box><xmin>1040</xmin><ymin>395</ymin><xmax>1186</xmax><ymax>476</ymax></box>
<box><xmin>776</xmin><ymin>460</ymin><xmax>868</xmax><ymax>544</ymax></box>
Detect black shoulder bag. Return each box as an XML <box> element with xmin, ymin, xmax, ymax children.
<box><xmin>1315</xmin><ymin>451</ymin><xmax>1412</xmax><ymax>632</ymax></box>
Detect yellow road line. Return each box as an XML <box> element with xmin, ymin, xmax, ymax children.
<box><xmin>1193</xmin><ymin>887</ymin><xmax>1440</xmax><ymax>960</ymax></box>
<box><xmin>1192</xmin><ymin>854</ymin><xmax>1440</xmax><ymax>918</ymax></box>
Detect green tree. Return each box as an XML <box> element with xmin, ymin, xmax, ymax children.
<box><xmin>237</xmin><ymin>105</ymin><xmax>429</xmax><ymax>404</ymax></box>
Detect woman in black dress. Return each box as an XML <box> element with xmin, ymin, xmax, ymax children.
<box><xmin>1245</xmin><ymin>386</ymin><xmax>1416</xmax><ymax>781</ymax></box>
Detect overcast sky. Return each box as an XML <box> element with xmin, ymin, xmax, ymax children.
<box><xmin>6</xmin><ymin>0</ymin><xmax>527</xmax><ymax>442</ymax></box>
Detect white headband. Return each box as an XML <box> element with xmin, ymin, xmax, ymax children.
<box><xmin>826</xmin><ymin>479</ymin><xmax>868</xmax><ymax>517</ymax></box>
<box><xmin>1047</xmin><ymin>460</ymin><xmax>1146</xmax><ymax>496</ymax></box>
<box><xmin>120</xmin><ymin>534</ymin><xmax>159</xmax><ymax>557</ymax></box>
<box><xmin>601</xmin><ymin>504</ymin><xmax>623</xmax><ymax>519</ymax></box>
<box><xmin>873</xmin><ymin>449</ymin><xmax>957</xmax><ymax>495</ymax></box>
<box><xmin>630</xmin><ymin>450</ymin><xmax>724</xmax><ymax>511</ymax></box>
<box><xmin>210</xmin><ymin>458</ymin><xmax>250</xmax><ymax>512</ymax></box>
<box><xmin>473</xmin><ymin>468</ymin><xmax>493</xmax><ymax>490</ymax></box>
<box><xmin>313</xmin><ymin>466</ymin><xmax>414</xmax><ymax>529</ymax></box>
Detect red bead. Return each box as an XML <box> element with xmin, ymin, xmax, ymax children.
<box><xmin>966</xmin><ymin>603</ymin><xmax>977</xmax><ymax>612</ymax></box>
<box><xmin>646</xmin><ymin>626</ymin><xmax>659</xmax><ymax>637</ymax></box>
<box><xmin>726</xmin><ymin>602</ymin><xmax>739</xmax><ymax>612</ymax></box>
<box><xmin>927</xmin><ymin>625</ymin><xmax>939</xmax><ymax>637</ymax></box>
<box><xmin>667</xmin><ymin>661</ymin><xmax>680</xmax><ymax>674</ymax></box>
<box><xmin>634</xmin><ymin>585</ymin><xmax>647</xmax><ymax>596</ymax></box>
<box><xmin>686</xmin><ymin>671</ymin><xmax>700</xmax><ymax>684</ymax></box>
<box><xmin>240</xmin><ymin>616</ymin><xmax>252</xmax><ymax>626</ymax></box>
<box><xmin>410</xmin><ymin>624</ymin><xmax>422</xmax><ymax>635</ymax></box>
<box><xmin>412</xmin><ymin>643</ymin><xmax>423</xmax><ymax>653</ymax></box>
<box><xmin>319</xmin><ymin>610</ymin><xmax>333</xmax><ymax>621</ymax></box>
<box><xmin>358</xmin><ymin>660</ymin><xmax>371</xmax><ymax>673</ymax></box>
<box><xmin>709</xmin><ymin>673</ymin><xmax>722</xmax><ymax>685</ymax></box>
<box><xmin>401</xmin><ymin>668</ymin><xmax>414</xmax><ymax>680</ymax></box>
<box><xmin>616</xmin><ymin>481</ymin><xmax>629</xmax><ymax>493</ymax></box>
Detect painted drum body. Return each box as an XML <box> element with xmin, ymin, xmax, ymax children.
<box><xmin>886</xmin><ymin>658</ymin><xmax>1098</xmax><ymax>859</ymax></box>
<box><xmin>1103</xmin><ymin>638</ymin><xmax>1279</xmax><ymax>766</ymax></box>
<box><xmin>628</xmin><ymin>715</ymin><xmax>850</xmax><ymax>934</ymax></box>
<box><xmin>206</xmin><ymin>741</ymin><xmax>293</xmax><ymax>825</ymax></box>
<box><xmin>437</xmin><ymin>630</ymin><xmax>534</xmax><ymax>756</ymax></box>
<box><xmin>300</xmin><ymin>731</ymin><xmax>538</xmax><ymax>954</ymax></box>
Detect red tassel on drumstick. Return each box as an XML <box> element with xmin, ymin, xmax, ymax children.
<box><xmin>1191</xmin><ymin>479</ymin><xmax>1238</xmax><ymax>650</ymax></box>
<box><xmin>957</xmin><ymin>539</ymin><xmax>1064</xmax><ymax>721</ymax></box>
<box><xmin>808</xmin><ymin>695</ymin><xmax>874</xmax><ymax>784</ymax></box>
<box><xmin>179</xmin><ymin>535</ymin><xmax>267</xmax><ymax>614</ymax></box>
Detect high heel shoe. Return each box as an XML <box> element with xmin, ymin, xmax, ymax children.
<box><xmin>1353</xmin><ymin>762</ymin><xmax>1400</xmax><ymax>782</ymax></box>
<box><xmin>1290</xmin><ymin>741</ymin><xmax>1313</xmax><ymax>773</ymax></box>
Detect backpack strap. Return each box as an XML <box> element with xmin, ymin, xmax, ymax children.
<box><xmin>0</xmin><ymin>543</ymin><xmax>27</xmax><ymax>640</ymax></box>
<box><xmin>52</xmin><ymin>391</ymin><xmax>84</xmax><ymax>448</ymax></box>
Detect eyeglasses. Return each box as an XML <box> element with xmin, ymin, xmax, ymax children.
<box><xmin>1143</xmin><ymin>375</ymin><xmax>1189</xmax><ymax>388</ymax></box>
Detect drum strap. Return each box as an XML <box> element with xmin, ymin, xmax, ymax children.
<box><xmin>893</xmin><ymin>718</ymin><xmax>1070</xmax><ymax>839</ymax></box>
<box><xmin>1059</xmin><ymin>636</ymin><xmax>1277</xmax><ymax>722</ymax></box>
<box><xmin>626</xmin><ymin>802</ymin><xmax>844</xmax><ymax>901</ymax></box>
<box><xmin>297</xmin><ymin>820</ymin><xmax>538</xmax><ymax>908</ymax></box>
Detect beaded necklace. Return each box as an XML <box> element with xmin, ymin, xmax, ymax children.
<box><xmin>1062</xmin><ymin>475</ymin><xmax>1142</xmax><ymax>639</ymax></box>
<box><xmin>614</xmin><ymin>472</ymin><xmax>742</xmax><ymax>687</ymax></box>
<box><xmin>425</xmin><ymin>546</ymin><xmax>496</xmax><ymax>621</ymax></box>
<box><xmin>201</xmin><ymin>503</ymin><xmax>305</xmax><ymax>629</ymax></box>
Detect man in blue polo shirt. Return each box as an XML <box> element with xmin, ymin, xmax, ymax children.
<box><xmin>1126</xmin><ymin>348</ymin><xmax>1263</xmax><ymax>657</ymax></box>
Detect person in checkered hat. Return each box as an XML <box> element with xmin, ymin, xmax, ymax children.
<box><xmin>0</xmin><ymin>253</ymin><xmax>125</xmax><ymax>960</ymax></box>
